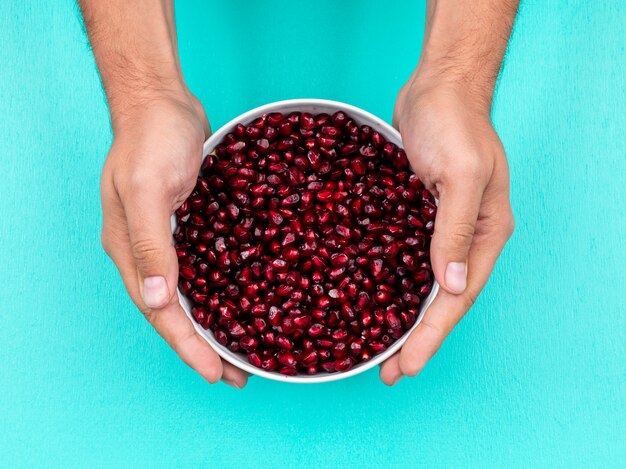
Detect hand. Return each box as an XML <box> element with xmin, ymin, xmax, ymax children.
<box><xmin>100</xmin><ymin>89</ymin><xmax>248</xmax><ymax>388</ymax></box>
<box><xmin>380</xmin><ymin>78</ymin><xmax>515</xmax><ymax>385</ymax></box>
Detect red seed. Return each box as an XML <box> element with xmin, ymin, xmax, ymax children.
<box><xmin>321</xmin><ymin>361</ymin><xmax>335</xmax><ymax>372</ymax></box>
<box><xmin>301</xmin><ymin>349</ymin><xmax>318</xmax><ymax>366</ymax></box>
<box><xmin>281</xmin><ymin>316</ymin><xmax>297</xmax><ymax>334</ymax></box>
<box><xmin>384</xmin><ymin>310</ymin><xmax>401</xmax><ymax>329</ymax></box>
<box><xmin>248</xmin><ymin>352</ymin><xmax>262</xmax><ymax>368</ymax></box>
<box><xmin>308</xmin><ymin>324</ymin><xmax>326</xmax><ymax>337</ymax></box>
<box><xmin>277</xmin><ymin>350</ymin><xmax>296</xmax><ymax>366</ymax></box>
<box><xmin>330</xmin><ymin>253</ymin><xmax>349</xmax><ymax>267</ymax></box>
<box><xmin>261</xmin><ymin>357</ymin><xmax>278</xmax><ymax>371</ymax></box>
<box><xmin>240</xmin><ymin>336</ymin><xmax>258</xmax><ymax>351</ymax></box>
<box><xmin>331</xmin><ymin>111</ymin><xmax>348</xmax><ymax>127</ymax></box>
<box><xmin>350</xmin><ymin>157</ymin><xmax>366</xmax><ymax>176</ymax></box>
<box><xmin>369</xmin><ymin>341</ymin><xmax>386</xmax><ymax>354</ymax></box>
<box><xmin>278</xmin><ymin>366</ymin><xmax>298</xmax><ymax>376</ymax></box>
<box><xmin>228</xmin><ymin>322</ymin><xmax>246</xmax><ymax>338</ymax></box>
<box><xmin>334</xmin><ymin>357</ymin><xmax>355</xmax><ymax>372</ymax></box>
<box><xmin>180</xmin><ymin>264</ymin><xmax>196</xmax><ymax>280</ymax></box>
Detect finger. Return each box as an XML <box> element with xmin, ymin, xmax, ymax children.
<box><xmin>122</xmin><ymin>187</ymin><xmax>179</xmax><ymax>310</ymax></box>
<box><xmin>110</xmin><ymin>242</ymin><xmax>224</xmax><ymax>384</ymax></box>
<box><xmin>430</xmin><ymin>173</ymin><xmax>486</xmax><ymax>295</ymax></box>
<box><xmin>222</xmin><ymin>362</ymin><xmax>250</xmax><ymax>389</ymax></box>
<box><xmin>379</xmin><ymin>353</ymin><xmax>403</xmax><ymax>386</ymax></box>
<box><xmin>149</xmin><ymin>300</ymin><xmax>224</xmax><ymax>384</ymax></box>
<box><xmin>398</xmin><ymin>227</ymin><xmax>507</xmax><ymax>378</ymax></box>
<box><xmin>102</xmin><ymin>200</ymin><xmax>224</xmax><ymax>384</ymax></box>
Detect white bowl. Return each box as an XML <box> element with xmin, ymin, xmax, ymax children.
<box><xmin>172</xmin><ymin>99</ymin><xmax>439</xmax><ymax>383</ymax></box>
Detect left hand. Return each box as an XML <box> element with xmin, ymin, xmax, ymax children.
<box><xmin>380</xmin><ymin>77</ymin><xmax>515</xmax><ymax>385</ymax></box>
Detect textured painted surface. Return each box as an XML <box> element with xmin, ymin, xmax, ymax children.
<box><xmin>1</xmin><ymin>1</ymin><xmax>625</xmax><ymax>467</ymax></box>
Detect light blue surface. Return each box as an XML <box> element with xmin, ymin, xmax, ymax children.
<box><xmin>1</xmin><ymin>1</ymin><xmax>625</xmax><ymax>467</ymax></box>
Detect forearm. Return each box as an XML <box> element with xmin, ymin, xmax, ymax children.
<box><xmin>414</xmin><ymin>0</ymin><xmax>519</xmax><ymax>111</ymax></box>
<box><xmin>79</xmin><ymin>0</ymin><xmax>185</xmax><ymax>127</ymax></box>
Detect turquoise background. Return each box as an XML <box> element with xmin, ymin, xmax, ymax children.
<box><xmin>1</xmin><ymin>0</ymin><xmax>625</xmax><ymax>467</ymax></box>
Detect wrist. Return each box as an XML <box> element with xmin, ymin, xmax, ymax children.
<box><xmin>108</xmin><ymin>81</ymin><xmax>193</xmax><ymax>134</ymax></box>
<box><xmin>405</xmin><ymin>68</ymin><xmax>494</xmax><ymax>118</ymax></box>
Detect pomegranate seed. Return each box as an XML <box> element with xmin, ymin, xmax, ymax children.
<box><xmin>350</xmin><ymin>338</ymin><xmax>364</xmax><ymax>356</ymax></box>
<box><xmin>240</xmin><ymin>336</ymin><xmax>259</xmax><ymax>351</ymax></box>
<box><xmin>301</xmin><ymin>349</ymin><xmax>318</xmax><ymax>366</ymax></box>
<box><xmin>369</xmin><ymin>341</ymin><xmax>386</xmax><ymax>354</ymax></box>
<box><xmin>279</xmin><ymin>366</ymin><xmax>298</xmax><ymax>376</ymax></box>
<box><xmin>248</xmin><ymin>352</ymin><xmax>262</xmax><ymax>368</ymax></box>
<box><xmin>180</xmin><ymin>264</ymin><xmax>196</xmax><ymax>280</ymax></box>
<box><xmin>261</xmin><ymin>357</ymin><xmax>278</xmax><ymax>371</ymax></box>
<box><xmin>308</xmin><ymin>324</ymin><xmax>326</xmax><ymax>337</ymax></box>
<box><xmin>321</xmin><ymin>361</ymin><xmax>335</xmax><ymax>372</ymax></box>
<box><xmin>228</xmin><ymin>322</ymin><xmax>246</xmax><ymax>338</ymax></box>
<box><xmin>374</xmin><ymin>290</ymin><xmax>391</xmax><ymax>305</ymax></box>
<box><xmin>334</xmin><ymin>357</ymin><xmax>355</xmax><ymax>372</ymax></box>
<box><xmin>350</xmin><ymin>157</ymin><xmax>366</xmax><ymax>176</ymax></box>
<box><xmin>330</xmin><ymin>253</ymin><xmax>349</xmax><ymax>267</ymax></box>
<box><xmin>335</xmin><ymin>225</ymin><xmax>351</xmax><ymax>238</ymax></box>
<box><xmin>360</xmin><ymin>144</ymin><xmax>377</xmax><ymax>158</ymax></box>
<box><xmin>331</xmin><ymin>111</ymin><xmax>348</xmax><ymax>127</ymax></box>
<box><xmin>402</xmin><ymin>292</ymin><xmax>421</xmax><ymax>306</ymax></box>
<box><xmin>418</xmin><ymin>282</ymin><xmax>433</xmax><ymax>297</ymax></box>
<box><xmin>277</xmin><ymin>350</ymin><xmax>296</xmax><ymax>366</ymax></box>
<box><xmin>384</xmin><ymin>311</ymin><xmax>401</xmax><ymax>329</ymax></box>
<box><xmin>280</xmin><ymin>316</ymin><xmax>297</xmax><ymax>334</ymax></box>
<box><xmin>265</xmin><ymin>113</ymin><xmax>282</xmax><ymax>126</ymax></box>
<box><xmin>290</xmin><ymin>110</ymin><xmax>309</xmax><ymax>128</ymax></box>
<box><xmin>332</xmin><ymin>341</ymin><xmax>348</xmax><ymax>358</ymax></box>
<box><xmin>276</xmin><ymin>334</ymin><xmax>293</xmax><ymax>350</ymax></box>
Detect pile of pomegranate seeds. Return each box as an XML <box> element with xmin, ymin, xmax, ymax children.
<box><xmin>174</xmin><ymin>110</ymin><xmax>436</xmax><ymax>376</ymax></box>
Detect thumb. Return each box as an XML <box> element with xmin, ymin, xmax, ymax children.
<box><xmin>430</xmin><ymin>179</ymin><xmax>483</xmax><ymax>295</ymax></box>
<box><xmin>124</xmin><ymin>189</ymin><xmax>179</xmax><ymax>309</ymax></box>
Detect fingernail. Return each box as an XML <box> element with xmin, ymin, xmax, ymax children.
<box><xmin>143</xmin><ymin>276</ymin><xmax>169</xmax><ymax>308</ymax></box>
<box><xmin>445</xmin><ymin>262</ymin><xmax>467</xmax><ymax>294</ymax></box>
<box><xmin>223</xmin><ymin>378</ymin><xmax>243</xmax><ymax>389</ymax></box>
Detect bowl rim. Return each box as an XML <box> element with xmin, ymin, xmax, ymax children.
<box><xmin>172</xmin><ymin>98</ymin><xmax>439</xmax><ymax>383</ymax></box>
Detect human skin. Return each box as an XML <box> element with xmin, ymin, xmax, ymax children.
<box><xmin>79</xmin><ymin>0</ymin><xmax>517</xmax><ymax>388</ymax></box>
<box><xmin>379</xmin><ymin>0</ymin><xmax>518</xmax><ymax>385</ymax></box>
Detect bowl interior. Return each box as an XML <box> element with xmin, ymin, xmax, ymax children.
<box><xmin>172</xmin><ymin>99</ymin><xmax>439</xmax><ymax>383</ymax></box>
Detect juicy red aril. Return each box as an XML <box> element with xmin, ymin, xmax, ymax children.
<box><xmin>334</xmin><ymin>357</ymin><xmax>355</xmax><ymax>372</ymax></box>
<box><xmin>277</xmin><ymin>350</ymin><xmax>296</xmax><ymax>366</ymax></box>
<box><xmin>176</xmin><ymin>110</ymin><xmax>435</xmax><ymax>376</ymax></box>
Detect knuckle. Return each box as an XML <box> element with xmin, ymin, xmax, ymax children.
<box><xmin>170</xmin><ymin>328</ymin><xmax>193</xmax><ymax>353</ymax></box>
<box><xmin>140</xmin><ymin>306</ymin><xmax>155</xmax><ymax>323</ymax></box>
<box><xmin>420</xmin><ymin>318</ymin><xmax>444</xmax><ymax>339</ymax></box>
<box><xmin>100</xmin><ymin>231</ymin><xmax>113</xmax><ymax>257</ymax></box>
<box><xmin>444</xmin><ymin>157</ymin><xmax>486</xmax><ymax>183</ymax></box>
<box><xmin>463</xmin><ymin>289</ymin><xmax>479</xmax><ymax>310</ymax></box>
<box><xmin>205</xmin><ymin>368</ymin><xmax>222</xmax><ymax>384</ymax></box>
<box><xmin>400</xmin><ymin>319</ymin><xmax>444</xmax><ymax>377</ymax></box>
<box><xmin>401</xmin><ymin>360</ymin><xmax>422</xmax><ymax>378</ymax></box>
<box><xmin>504</xmin><ymin>213</ymin><xmax>515</xmax><ymax>240</ymax></box>
<box><xmin>443</xmin><ymin>221</ymin><xmax>476</xmax><ymax>248</ymax></box>
<box><xmin>131</xmin><ymin>237</ymin><xmax>162</xmax><ymax>267</ymax></box>
<box><xmin>491</xmin><ymin>211</ymin><xmax>515</xmax><ymax>243</ymax></box>
<box><xmin>122</xmin><ymin>168</ymin><xmax>181</xmax><ymax>199</ymax></box>
<box><xmin>125</xmin><ymin>169</ymin><xmax>154</xmax><ymax>193</ymax></box>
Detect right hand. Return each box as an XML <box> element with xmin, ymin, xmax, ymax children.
<box><xmin>100</xmin><ymin>89</ymin><xmax>248</xmax><ymax>389</ymax></box>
